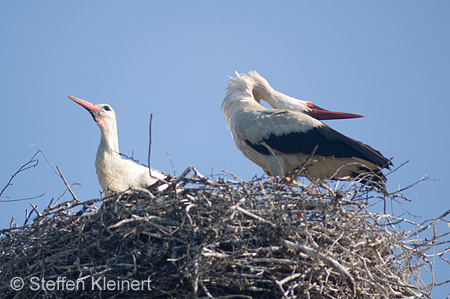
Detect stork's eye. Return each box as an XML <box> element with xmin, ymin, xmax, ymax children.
<box><xmin>104</xmin><ymin>105</ymin><xmax>111</xmax><ymax>111</ymax></box>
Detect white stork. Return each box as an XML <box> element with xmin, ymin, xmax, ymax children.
<box><xmin>68</xmin><ymin>96</ymin><xmax>167</xmax><ymax>195</ymax></box>
<box><xmin>221</xmin><ymin>71</ymin><xmax>392</xmax><ymax>187</ymax></box>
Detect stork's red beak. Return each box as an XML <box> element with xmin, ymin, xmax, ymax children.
<box><xmin>306</xmin><ymin>103</ymin><xmax>363</xmax><ymax>120</ymax></box>
<box><xmin>68</xmin><ymin>96</ymin><xmax>102</xmax><ymax>122</ymax></box>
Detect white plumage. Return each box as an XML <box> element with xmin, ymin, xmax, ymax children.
<box><xmin>69</xmin><ymin>96</ymin><xmax>166</xmax><ymax>195</ymax></box>
<box><xmin>221</xmin><ymin>71</ymin><xmax>391</xmax><ymax>186</ymax></box>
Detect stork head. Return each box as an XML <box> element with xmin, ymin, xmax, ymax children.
<box><xmin>68</xmin><ymin>96</ymin><xmax>117</xmax><ymax>132</ymax></box>
<box><xmin>246</xmin><ymin>71</ymin><xmax>363</xmax><ymax>120</ymax></box>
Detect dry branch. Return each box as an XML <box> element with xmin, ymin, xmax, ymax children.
<box><xmin>0</xmin><ymin>150</ymin><xmax>43</xmax><ymax>202</ymax></box>
<box><xmin>56</xmin><ymin>166</ymin><xmax>80</xmax><ymax>202</ymax></box>
<box><xmin>148</xmin><ymin>113</ymin><xmax>153</xmax><ymax>178</ymax></box>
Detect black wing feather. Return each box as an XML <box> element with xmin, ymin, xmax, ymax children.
<box><xmin>245</xmin><ymin>125</ymin><xmax>391</xmax><ymax>169</ymax></box>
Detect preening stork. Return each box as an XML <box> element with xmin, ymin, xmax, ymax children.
<box><xmin>221</xmin><ymin>71</ymin><xmax>392</xmax><ymax>187</ymax></box>
<box><xmin>68</xmin><ymin>96</ymin><xmax>167</xmax><ymax>195</ymax></box>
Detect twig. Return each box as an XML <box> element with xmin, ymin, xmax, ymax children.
<box><xmin>166</xmin><ymin>152</ymin><xmax>176</xmax><ymax>176</ymax></box>
<box><xmin>118</xmin><ymin>152</ymin><xmax>147</xmax><ymax>167</ymax></box>
<box><xmin>405</xmin><ymin>208</ymin><xmax>450</xmax><ymax>239</ymax></box>
<box><xmin>0</xmin><ymin>194</ymin><xmax>44</xmax><ymax>203</ymax></box>
<box><xmin>385</xmin><ymin>160</ymin><xmax>409</xmax><ymax>177</ymax></box>
<box><xmin>29</xmin><ymin>144</ymin><xmax>59</xmax><ymax>176</ymax></box>
<box><xmin>148</xmin><ymin>113</ymin><xmax>153</xmax><ymax>178</ymax></box>
<box><xmin>281</xmin><ymin>240</ymin><xmax>356</xmax><ymax>294</ymax></box>
<box><xmin>0</xmin><ymin>150</ymin><xmax>40</xmax><ymax>200</ymax></box>
<box><xmin>234</xmin><ymin>206</ymin><xmax>275</xmax><ymax>227</ymax></box>
<box><xmin>56</xmin><ymin>166</ymin><xmax>80</xmax><ymax>202</ymax></box>
<box><xmin>29</xmin><ymin>202</ymin><xmax>42</xmax><ymax>217</ymax></box>
<box><xmin>286</xmin><ymin>145</ymin><xmax>319</xmax><ymax>180</ymax></box>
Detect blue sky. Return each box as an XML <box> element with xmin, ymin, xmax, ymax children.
<box><xmin>1</xmin><ymin>1</ymin><xmax>449</xmax><ymax>296</ymax></box>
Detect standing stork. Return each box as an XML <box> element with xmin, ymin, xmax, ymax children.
<box><xmin>221</xmin><ymin>71</ymin><xmax>391</xmax><ymax>187</ymax></box>
<box><xmin>68</xmin><ymin>96</ymin><xmax>167</xmax><ymax>195</ymax></box>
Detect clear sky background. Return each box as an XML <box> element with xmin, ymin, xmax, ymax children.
<box><xmin>1</xmin><ymin>1</ymin><xmax>449</xmax><ymax>297</ymax></box>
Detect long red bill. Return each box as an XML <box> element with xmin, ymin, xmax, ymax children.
<box><xmin>68</xmin><ymin>95</ymin><xmax>102</xmax><ymax>122</ymax></box>
<box><xmin>68</xmin><ymin>96</ymin><xmax>100</xmax><ymax>113</ymax></box>
<box><xmin>307</xmin><ymin>103</ymin><xmax>363</xmax><ymax>120</ymax></box>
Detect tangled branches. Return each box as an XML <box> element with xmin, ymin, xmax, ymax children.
<box><xmin>1</xmin><ymin>167</ymin><xmax>449</xmax><ymax>298</ymax></box>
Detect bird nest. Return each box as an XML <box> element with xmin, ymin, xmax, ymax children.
<box><xmin>0</xmin><ymin>167</ymin><xmax>448</xmax><ymax>298</ymax></box>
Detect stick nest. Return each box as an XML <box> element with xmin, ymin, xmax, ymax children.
<box><xmin>0</xmin><ymin>167</ymin><xmax>446</xmax><ymax>298</ymax></box>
